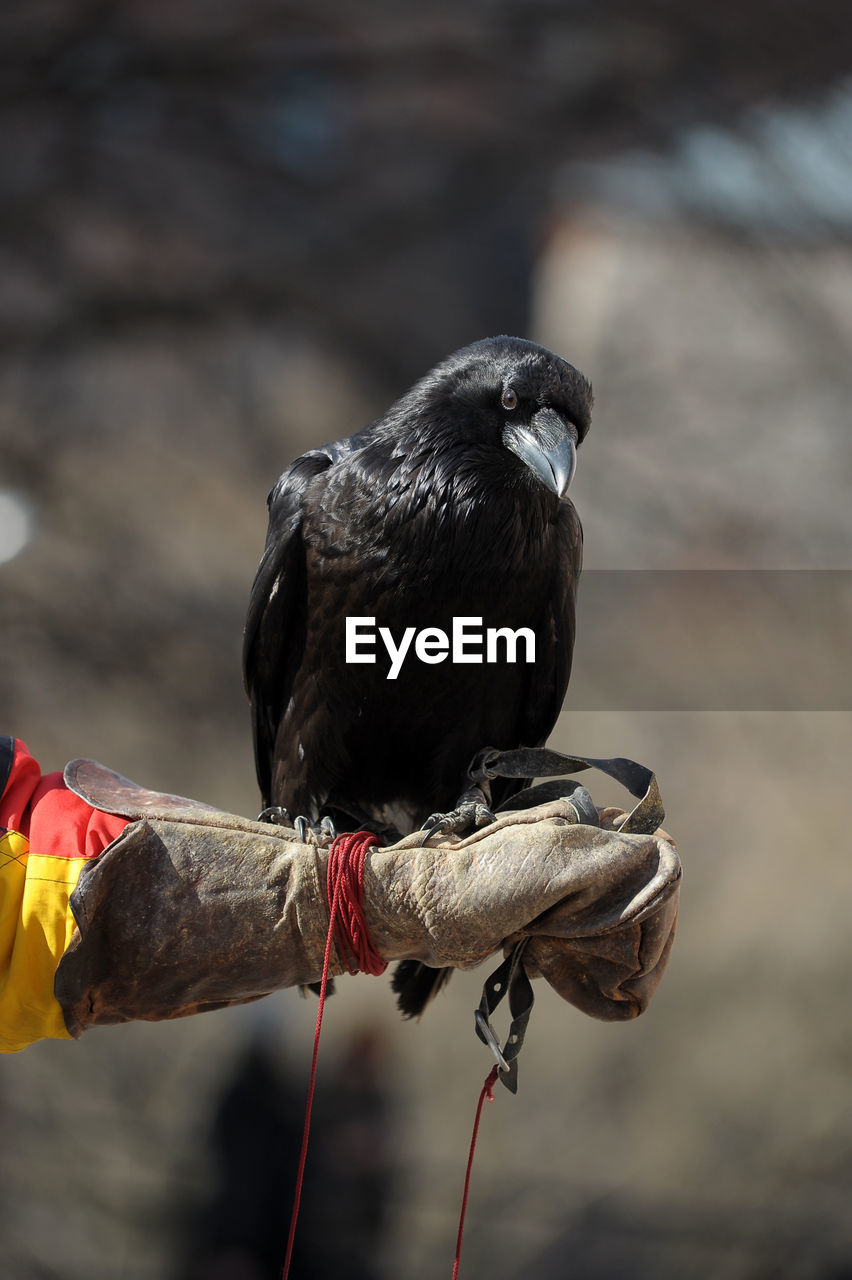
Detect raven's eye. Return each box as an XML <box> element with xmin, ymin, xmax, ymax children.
<box><xmin>501</xmin><ymin>388</ymin><xmax>518</xmax><ymax>410</ymax></box>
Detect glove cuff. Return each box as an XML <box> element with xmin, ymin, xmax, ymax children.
<box><xmin>55</xmin><ymin>814</ymin><xmax>336</xmax><ymax>1036</ymax></box>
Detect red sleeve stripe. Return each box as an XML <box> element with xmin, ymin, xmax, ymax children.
<box><xmin>1</xmin><ymin>738</ymin><xmax>129</xmax><ymax>860</ymax></box>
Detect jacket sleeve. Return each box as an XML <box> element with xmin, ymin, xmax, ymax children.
<box><xmin>0</xmin><ymin>737</ymin><xmax>128</xmax><ymax>1052</ymax></box>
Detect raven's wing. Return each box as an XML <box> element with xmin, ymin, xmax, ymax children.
<box><xmin>243</xmin><ymin>431</ymin><xmax>370</xmax><ymax>807</ymax></box>
<box><xmin>518</xmin><ymin>502</ymin><xmax>584</xmax><ymax>749</ymax></box>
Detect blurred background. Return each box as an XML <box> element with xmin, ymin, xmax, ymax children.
<box><xmin>1</xmin><ymin>2</ymin><xmax>851</xmax><ymax>1276</ymax></box>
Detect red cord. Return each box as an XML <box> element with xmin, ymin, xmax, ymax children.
<box><xmin>281</xmin><ymin>830</ymin><xmax>385</xmax><ymax>1280</ymax></box>
<box><xmin>280</xmin><ymin>830</ymin><xmax>498</xmax><ymax>1280</ymax></box>
<box><xmin>452</xmin><ymin>1065</ymin><xmax>500</xmax><ymax>1279</ymax></box>
<box><xmin>325</xmin><ymin>830</ymin><xmax>386</xmax><ymax>976</ymax></box>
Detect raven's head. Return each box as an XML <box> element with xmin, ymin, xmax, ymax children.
<box><xmin>408</xmin><ymin>336</ymin><xmax>593</xmax><ymax>499</ymax></box>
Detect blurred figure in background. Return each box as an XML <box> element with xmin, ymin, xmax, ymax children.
<box><xmin>180</xmin><ymin>1030</ymin><xmax>393</xmax><ymax>1280</ymax></box>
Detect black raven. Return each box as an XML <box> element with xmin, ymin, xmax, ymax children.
<box><xmin>243</xmin><ymin>336</ymin><xmax>592</xmax><ymax>1014</ymax></box>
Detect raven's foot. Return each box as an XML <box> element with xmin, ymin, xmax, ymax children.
<box><xmin>256</xmin><ymin>807</ymin><xmax>336</xmax><ymax>844</ymax></box>
<box><xmin>294</xmin><ymin>814</ymin><xmax>337</xmax><ymax>845</ymax></box>
<box><xmin>257</xmin><ymin>805</ymin><xmax>292</xmax><ymax>825</ymax></box>
<box><xmin>420</xmin><ymin>801</ymin><xmax>496</xmax><ymax>846</ymax></box>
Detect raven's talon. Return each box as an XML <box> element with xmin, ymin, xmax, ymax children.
<box><xmin>420</xmin><ymin>802</ymin><xmax>497</xmax><ymax>846</ymax></box>
<box><xmin>292</xmin><ymin>814</ymin><xmax>337</xmax><ymax>846</ymax></box>
<box><xmin>258</xmin><ymin>805</ymin><xmax>292</xmax><ymax>825</ymax></box>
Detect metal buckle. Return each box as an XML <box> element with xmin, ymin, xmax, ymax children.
<box><xmin>474</xmin><ymin>940</ymin><xmax>534</xmax><ymax>1093</ymax></box>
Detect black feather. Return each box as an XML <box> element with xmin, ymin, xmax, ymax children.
<box><xmin>391</xmin><ymin>959</ymin><xmax>453</xmax><ymax>1020</ymax></box>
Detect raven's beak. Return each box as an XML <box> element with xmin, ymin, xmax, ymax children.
<box><xmin>503</xmin><ymin>407</ymin><xmax>577</xmax><ymax>497</ymax></box>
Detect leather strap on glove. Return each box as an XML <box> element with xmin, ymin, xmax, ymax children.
<box><xmin>54</xmin><ymin>755</ymin><xmax>680</xmax><ymax>1038</ymax></box>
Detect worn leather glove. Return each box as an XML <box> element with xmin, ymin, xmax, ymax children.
<box><xmin>55</xmin><ymin>755</ymin><xmax>680</xmax><ymax>1039</ymax></box>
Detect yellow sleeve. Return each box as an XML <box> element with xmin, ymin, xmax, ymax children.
<box><xmin>0</xmin><ymin>829</ymin><xmax>86</xmax><ymax>1052</ymax></box>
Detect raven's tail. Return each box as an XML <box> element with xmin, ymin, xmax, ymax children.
<box><xmin>391</xmin><ymin>960</ymin><xmax>453</xmax><ymax>1019</ymax></box>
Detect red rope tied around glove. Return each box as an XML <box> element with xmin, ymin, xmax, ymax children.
<box><xmin>452</xmin><ymin>1065</ymin><xmax>500</xmax><ymax>1279</ymax></box>
<box><xmin>282</xmin><ymin>830</ymin><xmax>385</xmax><ymax>1280</ymax></box>
<box><xmin>325</xmin><ymin>829</ymin><xmax>386</xmax><ymax>976</ymax></box>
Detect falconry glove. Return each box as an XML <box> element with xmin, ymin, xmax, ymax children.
<box><xmin>53</xmin><ymin>750</ymin><xmax>680</xmax><ymax>1039</ymax></box>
